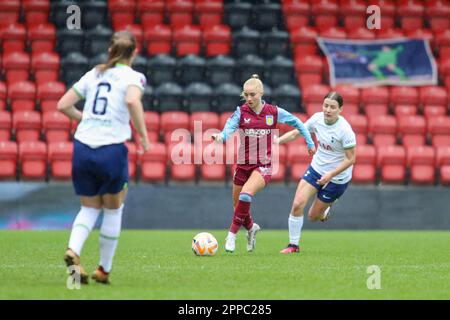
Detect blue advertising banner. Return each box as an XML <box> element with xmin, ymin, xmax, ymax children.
<box><xmin>317</xmin><ymin>38</ymin><xmax>438</xmax><ymax>87</ymax></box>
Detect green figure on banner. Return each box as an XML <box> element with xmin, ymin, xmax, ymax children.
<box><xmin>358</xmin><ymin>45</ymin><xmax>408</xmax><ymax>81</ymax></box>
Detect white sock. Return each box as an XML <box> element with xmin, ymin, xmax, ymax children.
<box><xmin>99</xmin><ymin>205</ymin><xmax>124</xmax><ymax>273</ymax></box>
<box><xmin>227</xmin><ymin>231</ymin><xmax>236</xmax><ymax>239</ymax></box>
<box><xmin>288</xmin><ymin>215</ymin><xmax>304</xmax><ymax>246</ymax></box>
<box><xmin>68</xmin><ymin>206</ymin><xmax>101</xmax><ymax>256</ymax></box>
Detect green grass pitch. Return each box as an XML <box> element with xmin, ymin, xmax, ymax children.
<box><xmin>0</xmin><ymin>230</ymin><xmax>449</xmax><ymax>299</ymax></box>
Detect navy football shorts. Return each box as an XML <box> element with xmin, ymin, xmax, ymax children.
<box><xmin>302</xmin><ymin>165</ymin><xmax>349</xmax><ymax>203</ymax></box>
<box><xmin>72</xmin><ymin>139</ymin><xmax>129</xmax><ymax>196</ymax></box>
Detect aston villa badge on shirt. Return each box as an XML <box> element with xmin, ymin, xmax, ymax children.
<box><xmin>266</xmin><ymin>115</ymin><xmax>274</xmax><ymax>126</ymax></box>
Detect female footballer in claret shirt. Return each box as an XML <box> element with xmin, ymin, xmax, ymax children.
<box><xmin>212</xmin><ymin>74</ymin><xmax>316</xmax><ymax>253</ymax></box>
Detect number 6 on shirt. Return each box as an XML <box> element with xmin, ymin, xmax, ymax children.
<box><xmin>92</xmin><ymin>82</ymin><xmax>111</xmax><ymax>115</ymax></box>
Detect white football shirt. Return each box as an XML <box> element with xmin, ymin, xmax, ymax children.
<box><xmin>305</xmin><ymin>112</ymin><xmax>356</xmax><ymax>184</ymax></box>
<box><xmin>73</xmin><ymin>64</ymin><xmax>146</xmax><ymax>148</ymax></box>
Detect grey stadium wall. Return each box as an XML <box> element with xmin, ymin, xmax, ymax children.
<box><xmin>0</xmin><ymin>183</ymin><xmax>449</xmax><ymax>230</ymax></box>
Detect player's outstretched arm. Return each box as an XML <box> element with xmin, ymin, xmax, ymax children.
<box><xmin>57</xmin><ymin>88</ymin><xmax>83</xmax><ymax>122</ymax></box>
<box><xmin>212</xmin><ymin>107</ymin><xmax>240</xmax><ymax>143</ymax></box>
<box><xmin>127</xmin><ymin>85</ymin><xmax>150</xmax><ymax>153</ymax></box>
<box><xmin>277</xmin><ymin>107</ymin><xmax>315</xmax><ymax>152</ymax></box>
<box><xmin>275</xmin><ymin>129</ymin><xmax>300</xmax><ymax>144</ymax></box>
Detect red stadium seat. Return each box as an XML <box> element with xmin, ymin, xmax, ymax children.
<box><xmin>40</xmin><ymin>100</ymin><xmax>58</xmax><ymax>113</ymax></box>
<box><xmin>407</xmin><ymin>145</ymin><xmax>436</xmax><ymax>185</ymax></box>
<box><xmin>372</xmin><ymin>134</ymin><xmax>397</xmax><ymax>147</ymax></box>
<box><xmin>424</xmin><ymin>105</ymin><xmax>448</xmax><ymax>123</ymax></box>
<box><xmin>142</xmin><ymin>142</ymin><xmax>167</xmax><ymax>163</ymax></box>
<box><xmin>402</xmin><ymin>134</ymin><xmax>426</xmax><ymax>147</ymax></box>
<box><xmin>377</xmin><ymin>28</ymin><xmax>405</xmax><ymax>39</ymax></box>
<box><xmin>200</xmin><ymin>163</ymin><xmax>226</xmax><ymax>182</ymax></box>
<box><xmin>0</xmin><ymin>23</ymin><xmax>26</xmax><ymax>53</ymax></box>
<box><xmin>290</xmin><ymin>26</ymin><xmax>319</xmax><ymax>56</ymax></box>
<box><xmin>37</xmin><ymin>81</ymin><xmax>66</xmax><ymax>107</ymax></box>
<box><xmin>304</xmin><ymin>103</ymin><xmax>323</xmax><ymax>117</ymax></box>
<box><xmin>0</xmin><ymin>1</ymin><xmax>20</xmax><ymax>28</ymax></box>
<box><xmin>347</xmin><ymin>27</ymin><xmax>376</xmax><ymax>40</ymax></box>
<box><xmin>287</xmin><ymin>145</ymin><xmax>311</xmax><ymax>164</ymax></box>
<box><xmin>0</xmin><ymin>82</ymin><xmax>6</xmax><ymax>111</ymax></box>
<box><xmin>0</xmin><ymin>110</ymin><xmax>12</xmax><ymax>141</ymax></box>
<box><xmin>345</xmin><ymin>114</ymin><xmax>368</xmax><ymax>135</ymax></box>
<box><xmin>48</xmin><ymin>141</ymin><xmax>73</xmax><ymax>180</ymax></box>
<box><xmin>340</xmin><ymin>0</ymin><xmax>366</xmax><ymax>31</ymax></box>
<box><xmin>419</xmin><ymin>86</ymin><xmax>448</xmax><ymax>107</ymax></box>
<box><xmin>139</xmin><ymin>0</ymin><xmax>165</xmax><ymax>29</ymax></box>
<box><xmin>173</xmin><ymin>25</ymin><xmax>202</xmax><ymax>57</ymax></box>
<box><xmin>367</xmin><ymin>0</ymin><xmax>396</xmax><ymax>28</ymax></box>
<box><xmin>171</xmin><ymin>163</ymin><xmax>196</xmax><ymax>181</ymax></box>
<box><xmin>360</xmin><ymin>86</ymin><xmax>389</xmax><ymax>106</ymax></box>
<box><xmin>23</xmin><ymin>0</ymin><xmax>50</xmax><ymax>28</ymax></box>
<box><xmin>27</xmin><ymin>23</ymin><xmax>56</xmax><ymax>53</ymax></box>
<box><xmin>164</xmin><ymin>130</ymin><xmax>191</xmax><ymax>146</ymax></box>
<box><xmin>356</xmin><ymin>133</ymin><xmax>367</xmax><ymax>145</ymax></box>
<box><xmin>196</xmin><ymin>140</ymin><xmax>224</xmax><ymax>164</ymax></box>
<box><xmin>406</xmin><ymin>29</ymin><xmax>434</xmax><ymax>47</ymax></box>
<box><xmin>393</xmin><ymin>105</ymin><xmax>417</xmax><ymax>117</ymax></box>
<box><xmin>390</xmin><ymin>86</ymin><xmax>419</xmax><ymax>106</ymax></box>
<box><xmin>0</xmin><ymin>140</ymin><xmax>17</xmax><ymax>179</ymax></box>
<box><xmin>353</xmin><ymin>145</ymin><xmax>376</xmax><ymax>183</ymax></box>
<box><xmin>42</xmin><ymin>111</ymin><xmax>71</xmax><ymax>143</ymax></box>
<box><xmin>428</xmin><ymin>116</ymin><xmax>450</xmax><ymax>136</ymax></box>
<box><xmin>190</xmin><ymin>112</ymin><xmax>220</xmax><ymax>140</ymax></box>
<box><xmin>333</xmin><ymin>84</ymin><xmax>360</xmax><ymax>105</ymax></box>
<box><xmin>341</xmin><ymin>103</ymin><xmax>359</xmax><ymax>116</ymax></box>
<box><xmin>140</xmin><ymin>142</ymin><xmax>167</xmax><ymax>182</ymax></box>
<box><xmin>311</xmin><ymin>1</ymin><xmax>338</xmax><ymax>32</ymax></box>
<box><xmin>167</xmin><ymin>0</ymin><xmax>194</xmax><ymax>29</ymax></box>
<box><xmin>435</xmin><ymin>30</ymin><xmax>450</xmax><ymax>52</ymax></box>
<box><xmin>3</xmin><ymin>52</ymin><xmax>30</xmax><ymax>85</ymax></box>
<box><xmin>202</xmin><ymin>25</ymin><xmax>231</xmax><ymax>57</ymax></box>
<box><xmin>283</xmin><ymin>1</ymin><xmax>310</xmax><ymax>32</ymax></box>
<box><xmin>437</xmin><ymin>146</ymin><xmax>450</xmax><ymax>187</ymax></box>
<box><xmin>144</xmin><ymin>24</ymin><xmax>172</xmax><ymax>56</ymax></box>
<box><xmin>302</xmin><ymin>84</ymin><xmax>330</xmax><ymax>105</ymax></box>
<box><xmin>369</xmin><ymin>114</ymin><xmax>397</xmax><ymax>136</ymax></box>
<box><xmin>377</xmin><ymin>145</ymin><xmax>406</xmax><ymax>184</ymax></box>
<box><xmin>320</xmin><ymin>27</ymin><xmax>346</xmax><ymax>39</ymax></box>
<box><xmin>160</xmin><ymin>111</ymin><xmax>190</xmax><ymax>133</ymax></box>
<box><xmin>31</xmin><ymin>52</ymin><xmax>60</xmax><ymax>85</ymax></box>
<box><xmin>426</xmin><ymin>1</ymin><xmax>450</xmax><ymax>32</ymax></box>
<box><xmin>8</xmin><ymin>81</ymin><xmax>36</xmax><ymax>112</ymax></box>
<box><xmin>125</xmin><ymin>141</ymin><xmax>137</xmax><ymax>179</ymax></box>
<box><xmin>195</xmin><ymin>1</ymin><xmax>223</xmax><ymax>27</ymax></box>
<box><xmin>19</xmin><ymin>141</ymin><xmax>47</xmax><ymax>180</ymax></box>
<box><xmin>13</xmin><ymin>111</ymin><xmax>41</xmax><ymax>143</ymax></box>
<box><xmin>369</xmin><ymin>114</ymin><xmax>397</xmax><ymax>147</ymax></box>
<box><xmin>109</xmin><ymin>0</ymin><xmax>136</xmax><ymax>30</ymax></box>
<box><xmin>294</xmin><ymin>55</ymin><xmax>323</xmax><ymax>75</ymax></box>
<box><xmin>297</xmin><ymin>74</ymin><xmax>322</xmax><ymax>89</ymax></box>
<box><xmin>398</xmin><ymin>115</ymin><xmax>426</xmax><ymax>146</ymax></box>
<box><xmin>144</xmin><ymin>111</ymin><xmax>160</xmax><ymax>134</ymax></box>
<box><xmin>364</xmin><ymin>104</ymin><xmax>389</xmax><ymax>117</ymax></box>
<box><xmin>431</xmin><ymin>135</ymin><xmax>450</xmax><ymax>148</ymax></box>
<box><xmin>398</xmin><ymin>1</ymin><xmax>425</xmax><ymax>32</ymax></box>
